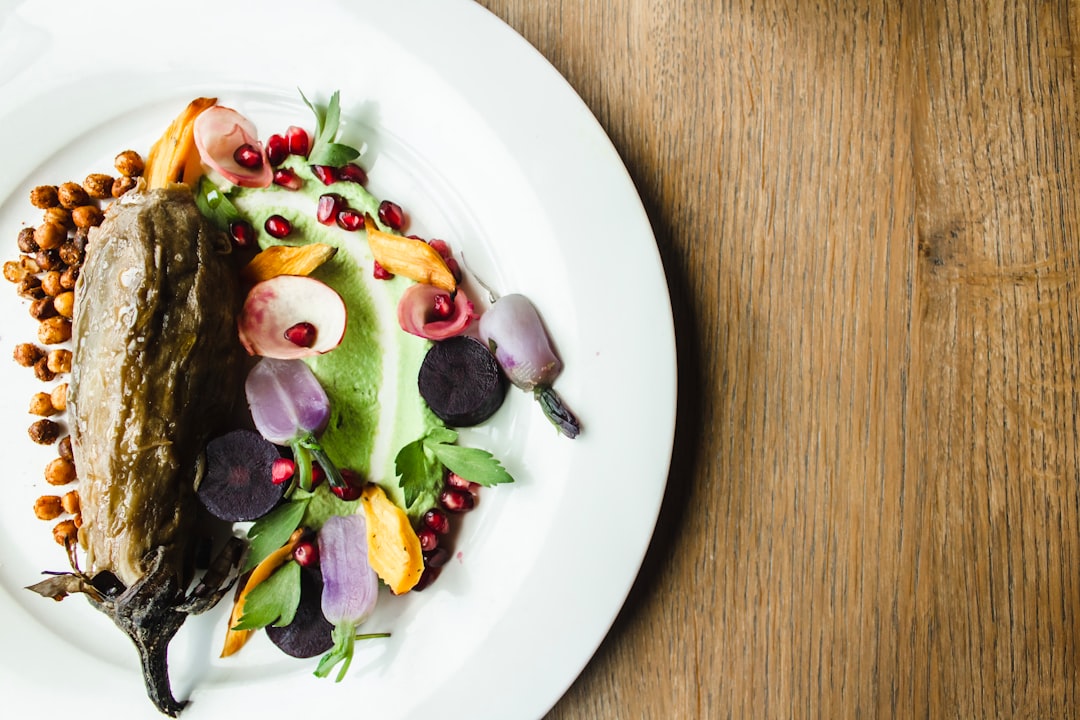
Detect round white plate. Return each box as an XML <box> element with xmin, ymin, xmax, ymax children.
<box><xmin>0</xmin><ymin>2</ymin><xmax>676</xmax><ymax>719</ymax></box>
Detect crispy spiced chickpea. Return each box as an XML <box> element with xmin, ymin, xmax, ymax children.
<box><xmin>71</xmin><ymin>205</ymin><xmax>103</xmax><ymax>229</ymax></box>
<box><xmin>114</xmin><ymin>150</ymin><xmax>144</xmax><ymax>177</ymax></box>
<box><xmin>46</xmin><ymin>349</ymin><xmax>71</xmax><ymax>374</ymax></box>
<box><xmin>57</xmin><ymin>242</ymin><xmax>82</xmax><ymax>267</ymax></box>
<box><xmin>29</xmin><ymin>391</ymin><xmax>57</xmax><ymax>417</ymax></box>
<box><xmin>112</xmin><ymin>175</ymin><xmax>137</xmax><ymax>197</ymax></box>
<box><xmin>28</xmin><ymin>297</ymin><xmax>56</xmax><ymax>321</ymax></box>
<box><xmin>18</xmin><ymin>275</ymin><xmax>44</xmax><ymax>300</ymax></box>
<box><xmin>43</xmin><ymin>206</ymin><xmax>72</xmax><ymax>230</ymax></box>
<box><xmin>45</xmin><ymin>456</ymin><xmax>76</xmax><ymax>485</ymax></box>
<box><xmin>52</xmin><ymin>518</ymin><xmax>78</xmax><ymax>546</ymax></box>
<box><xmin>34</xmin><ymin>495</ymin><xmax>64</xmax><ymax>521</ymax></box>
<box><xmin>40</xmin><ymin>270</ymin><xmax>63</xmax><ymax>297</ymax></box>
<box><xmin>57</xmin><ymin>434</ymin><xmax>72</xmax><ymax>461</ymax></box>
<box><xmin>33</xmin><ymin>222</ymin><xmax>67</xmax><ymax>251</ymax></box>
<box><xmin>29</xmin><ymin>418</ymin><xmax>60</xmax><ymax>445</ymax></box>
<box><xmin>17</xmin><ymin>226</ymin><xmax>38</xmax><ymax>254</ymax></box>
<box><xmin>13</xmin><ymin>342</ymin><xmax>44</xmax><ymax>367</ymax></box>
<box><xmin>61</xmin><ymin>490</ymin><xmax>80</xmax><ymax>515</ymax></box>
<box><xmin>53</xmin><ymin>291</ymin><xmax>74</xmax><ymax>318</ymax></box>
<box><xmin>57</xmin><ymin>182</ymin><xmax>90</xmax><ymax>209</ymax></box>
<box><xmin>20</xmin><ymin>254</ymin><xmax>42</xmax><ymax>274</ymax></box>
<box><xmin>29</xmin><ymin>185</ymin><xmax>59</xmax><ymax>209</ymax></box>
<box><xmin>3</xmin><ymin>259</ymin><xmax>27</xmax><ymax>283</ymax></box>
<box><xmin>37</xmin><ymin>316</ymin><xmax>71</xmax><ymax>345</ymax></box>
<box><xmin>83</xmin><ymin>173</ymin><xmax>114</xmax><ymax>200</ymax></box>
<box><xmin>51</xmin><ymin>384</ymin><xmax>68</xmax><ymax>413</ymax></box>
<box><xmin>34</xmin><ymin>249</ymin><xmax>62</xmax><ymax>272</ymax></box>
<box><xmin>33</xmin><ymin>357</ymin><xmax>56</xmax><ymax>382</ymax></box>
<box><xmin>59</xmin><ymin>265</ymin><xmax>79</xmax><ymax>291</ymax></box>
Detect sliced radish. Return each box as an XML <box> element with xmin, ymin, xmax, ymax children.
<box><xmin>193</xmin><ymin>105</ymin><xmax>273</xmax><ymax>188</ymax></box>
<box><xmin>397</xmin><ymin>283</ymin><xmax>476</xmax><ymax>340</ymax></box>
<box><xmin>238</xmin><ymin>275</ymin><xmax>347</xmax><ymax>358</ymax></box>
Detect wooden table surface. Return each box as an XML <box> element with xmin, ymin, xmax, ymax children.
<box><xmin>475</xmin><ymin>1</ymin><xmax>1080</xmax><ymax>718</ymax></box>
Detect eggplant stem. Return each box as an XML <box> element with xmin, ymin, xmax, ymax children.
<box><xmin>535</xmin><ymin>386</ymin><xmax>581</xmax><ymax>439</ymax></box>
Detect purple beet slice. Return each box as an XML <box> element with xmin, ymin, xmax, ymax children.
<box><xmin>266</xmin><ymin>568</ymin><xmax>334</xmax><ymax>658</ymax></box>
<box><xmin>418</xmin><ymin>335</ymin><xmax>507</xmax><ymax>426</ymax></box>
<box><xmin>197</xmin><ymin>429</ymin><xmax>285</xmax><ymax>522</ymax></box>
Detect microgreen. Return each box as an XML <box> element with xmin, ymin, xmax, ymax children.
<box><xmin>194</xmin><ymin>175</ymin><xmax>241</xmax><ymax>230</ymax></box>
<box><xmin>300</xmin><ymin>89</ymin><xmax>361</xmax><ymax>166</ymax></box>
<box><xmin>395</xmin><ymin>428</ymin><xmax>514</xmax><ymax>510</ymax></box>
<box><xmin>232</xmin><ymin>561</ymin><xmax>301</xmax><ymax>631</ymax></box>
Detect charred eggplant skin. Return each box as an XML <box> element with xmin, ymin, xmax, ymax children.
<box><xmin>65</xmin><ymin>186</ymin><xmax>245</xmax><ymax>715</ymax></box>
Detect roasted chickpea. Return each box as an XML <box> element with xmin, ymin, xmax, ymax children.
<box><xmin>34</xmin><ymin>495</ymin><xmax>64</xmax><ymax>521</ymax></box>
<box><xmin>17</xmin><ymin>274</ymin><xmax>45</xmax><ymax>300</ymax></box>
<box><xmin>29</xmin><ymin>419</ymin><xmax>60</xmax><ymax>445</ymax></box>
<box><xmin>53</xmin><ymin>291</ymin><xmax>74</xmax><ymax>318</ymax></box>
<box><xmin>33</xmin><ymin>356</ymin><xmax>56</xmax><ymax>382</ymax></box>
<box><xmin>46</xmin><ymin>349</ymin><xmax>71</xmax><ymax>374</ymax></box>
<box><xmin>37</xmin><ymin>316</ymin><xmax>72</xmax><ymax>345</ymax></box>
<box><xmin>3</xmin><ymin>259</ymin><xmax>27</xmax><ymax>283</ymax></box>
<box><xmin>20</xmin><ymin>254</ymin><xmax>42</xmax><ymax>274</ymax></box>
<box><xmin>112</xmin><ymin>175</ymin><xmax>137</xmax><ymax>197</ymax></box>
<box><xmin>114</xmin><ymin>150</ymin><xmax>144</xmax><ymax>177</ymax></box>
<box><xmin>13</xmin><ymin>342</ymin><xmax>44</xmax><ymax>367</ymax></box>
<box><xmin>45</xmin><ymin>457</ymin><xmax>76</xmax><ymax>485</ymax></box>
<box><xmin>57</xmin><ymin>182</ymin><xmax>90</xmax><ymax>209</ymax></box>
<box><xmin>34</xmin><ymin>249</ymin><xmax>62</xmax><ymax>272</ymax></box>
<box><xmin>83</xmin><ymin>173</ymin><xmax>114</xmax><ymax>199</ymax></box>
<box><xmin>57</xmin><ymin>434</ymin><xmax>73</xmax><ymax>461</ymax></box>
<box><xmin>28</xmin><ymin>297</ymin><xmax>56</xmax><ymax>321</ymax></box>
<box><xmin>42</xmin><ymin>206</ymin><xmax>73</xmax><ymax>230</ymax></box>
<box><xmin>17</xmin><ymin>226</ymin><xmax>38</xmax><ymax>254</ymax></box>
<box><xmin>29</xmin><ymin>185</ymin><xmax>59</xmax><ymax>209</ymax></box>
<box><xmin>59</xmin><ymin>265</ymin><xmax>79</xmax><ymax>291</ymax></box>
<box><xmin>28</xmin><ymin>391</ymin><xmax>57</xmax><ymax>417</ymax></box>
<box><xmin>51</xmin><ymin>384</ymin><xmax>68</xmax><ymax>413</ymax></box>
<box><xmin>57</xmin><ymin>241</ymin><xmax>82</xmax><ymax>267</ymax></box>
<box><xmin>61</xmin><ymin>490</ymin><xmax>80</xmax><ymax>515</ymax></box>
<box><xmin>71</xmin><ymin>205</ymin><xmax>104</xmax><ymax>229</ymax></box>
<box><xmin>40</xmin><ymin>270</ymin><xmax>63</xmax><ymax>297</ymax></box>
<box><xmin>52</xmin><ymin>518</ymin><xmax>78</xmax><ymax>546</ymax></box>
<box><xmin>33</xmin><ymin>222</ymin><xmax>67</xmax><ymax>251</ymax></box>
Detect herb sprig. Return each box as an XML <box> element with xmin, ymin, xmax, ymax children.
<box><xmin>300</xmin><ymin>89</ymin><xmax>362</xmax><ymax>166</ymax></box>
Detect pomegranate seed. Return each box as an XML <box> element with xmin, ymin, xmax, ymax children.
<box><xmin>293</xmin><ymin>539</ymin><xmax>319</xmax><ymax>567</ymax></box>
<box><xmin>422</xmin><ymin>508</ymin><xmax>450</xmax><ymax>535</ymax></box>
<box><xmin>445</xmin><ymin>472</ymin><xmax>471</xmax><ymax>490</ymax></box>
<box><xmin>373</xmin><ymin>261</ymin><xmax>394</xmax><ymax>280</ymax></box>
<box><xmin>286</xmin><ymin>126</ymin><xmax>310</xmax><ymax>157</ymax></box>
<box><xmin>271</xmin><ymin>457</ymin><xmax>296</xmax><ymax>485</ymax></box>
<box><xmin>338</xmin><ymin>163</ymin><xmax>367</xmax><ymax>184</ymax></box>
<box><xmin>378</xmin><ymin>200</ymin><xmax>405</xmax><ymax>230</ymax></box>
<box><xmin>228</xmin><ymin>219</ymin><xmax>256</xmax><ymax>249</ymax></box>
<box><xmin>284</xmin><ymin>321</ymin><xmax>317</xmax><ymax>347</ymax></box>
<box><xmin>273</xmin><ymin>167</ymin><xmax>303</xmax><ymax>190</ymax></box>
<box><xmin>336</xmin><ymin>208</ymin><xmax>363</xmax><ymax>231</ymax></box>
<box><xmin>310</xmin><ymin>464</ymin><xmax>326</xmax><ymax>487</ymax></box>
<box><xmin>331</xmin><ymin>468</ymin><xmax>363</xmax><ymax>500</ymax></box>
<box><xmin>439</xmin><ymin>487</ymin><xmax>475</xmax><ymax>513</ymax></box>
<box><xmin>264</xmin><ymin>215</ymin><xmax>292</xmax><ymax>238</ymax></box>
<box><xmin>266</xmin><ymin>134</ymin><xmax>289</xmax><ymax>165</ymax></box>
<box><xmin>428</xmin><ymin>239</ymin><xmax>452</xmax><ymax>259</ymax></box>
<box><xmin>424</xmin><ymin>547</ymin><xmax>450</xmax><ymax>568</ymax></box>
<box><xmin>417</xmin><ymin>528</ymin><xmax>439</xmax><ymax>552</ymax></box>
<box><xmin>432</xmin><ymin>293</ymin><xmax>454</xmax><ymax>319</ymax></box>
<box><xmin>413</xmin><ymin>565</ymin><xmax>441</xmax><ymax>592</ymax></box>
<box><xmin>445</xmin><ymin>257</ymin><xmax>462</xmax><ymax>283</ymax></box>
<box><xmin>233</xmin><ymin>143</ymin><xmax>264</xmax><ymax>169</ymax></box>
<box><xmin>311</xmin><ymin>165</ymin><xmax>338</xmax><ymax>185</ymax></box>
<box><xmin>316</xmin><ymin>193</ymin><xmax>345</xmax><ymax>225</ymax></box>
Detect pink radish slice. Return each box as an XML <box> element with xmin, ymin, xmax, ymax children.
<box><xmin>397</xmin><ymin>283</ymin><xmax>476</xmax><ymax>340</ymax></box>
<box><xmin>193</xmin><ymin>105</ymin><xmax>273</xmax><ymax>188</ymax></box>
<box><xmin>238</xmin><ymin>275</ymin><xmax>347</xmax><ymax>358</ymax></box>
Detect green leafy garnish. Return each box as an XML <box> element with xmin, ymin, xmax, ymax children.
<box><xmin>194</xmin><ymin>175</ymin><xmax>241</xmax><ymax>230</ymax></box>
<box><xmin>245</xmin><ymin>498</ymin><xmax>308</xmax><ymax>571</ymax></box>
<box><xmin>395</xmin><ymin>428</ymin><xmax>515</xmax><ymax>509</ymax></box>
<box><xmin>300</xmin><ymin>89</ymin><xmax>361</xmax><ymax>166</ymax></box>
<box><xmin>232</xmin><ymin>561</ymin><xmax>301</xmax><ymax>631</ymax></box>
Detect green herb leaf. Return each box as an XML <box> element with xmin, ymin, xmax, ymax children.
<box><xmin>313</xmin><ymin>142</ymin><xmax>361</xmax><ymax>166</ymax></box>
<box><xmin>424</xmin><ymin>438</ymin><xmax>515</xmax><ymax>487</ymax></box>
<box><xmin>245</xmin><ymin>498</ymin><xmax>309</xmax><ymax>571</ymax></box>
<box><xmin>395</xmin><ymin>437</ymin><xmax>442</xmax><ymax>509</ymax></box>
<box><xmin>232</xmin><ymin>561</ymin><xmax>301</xmax><ymax>631</ymax></box>
<box><xmin>299</xmin><ymin>88</ymin><xmax>326</xmax><ymax>140</ymax></box>
<box><xmin>299</xmin><ymin>88</ymin><xmax>362</xmax><ymax>166</ymax></box>
<box><xmin>193</xmin><ymin>176</ymin><xmax>241</xmax><ymax>230</ymax></box>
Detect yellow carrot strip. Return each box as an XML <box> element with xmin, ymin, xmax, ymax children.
<box><xmin>220</xmin><ymin>528</ymin><xmax>304</xmax><ymax>658</ymax></box>
<box><xmin>144</xmin><ymin>97</ymin><xmax>217</xmax><ymax>189</ymax></box>
<box><xmin>364</xmin><ymin>214</ymin><xmax>456</xmax><ymax>292</ymax></box>
<box><xmin>360</xmin><ymin>484</ymin><xmax>424</xmax><ymax>595</ymax></box>
<box><xmin>239</xmin><ymin>243</ymin><xmax>338</xmax><ymax>285</ymax></box>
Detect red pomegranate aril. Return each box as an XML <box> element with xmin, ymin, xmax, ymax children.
<box><xmin>338</xmin><ymin>163</ymin><xmax>367</xmax><ymax>184</ymax></box>
<box><xmin>284</xmin><ymin>321</ymin><xmax>317</xmax><ymax>348</ymax></box>
<box><xmin>373</xmin><ymin>261</ymin><xmax>394</xmax><ymax>280</ymax></box>
<box><xmin>310</xmin><ymin>464</ymin><xmax>326</xmax><ymax>488</ymax></box>
<box><xmin>432</xmin><ymin>293</ymin><xmax>454</xmax><ymax>319</ymax></box>
<box><xmin>439</xmin><ymin>487</ymin><xmax>475</xmax><ymax>513</ymax></box>
<box><xmin>331</xmin><ymin>468</ymin><xmax>363</xmax><ymax>500</ymax></box>
<box><xmin>264</xmin><ymin>215</ymin><xmax>292</xmax><ymax>238</ymax></box>
<box><xmin>286</xmin><ymin>125</ymin><xmax>310</xmax><ymax>157</ymax></box>
<box><xmin>445</xmin><ymin>472</ymin><xmax>472</xmax><ymax>490</ymax></box>
<box><xmin>417</xmin><ymin>528</ymin><xmax>439</xmax><ymax>553</ymax></box>
<box><xmin>378</xmin><ymin>200</ymin><xmax>406</xmax><ymax>230</ymax></box>
<box><xmin>293</xmin><ymin>539</ymin><xmax>319</xmax><ymax>567</ymax></box>
<box><xmin>228</xmin><ymin>219</ymin><xmax>256</xmax><ymax>249</ymax></box>
<box><xmin>266</xmin><ymin>134</ymin><xmax>289</xmax><ymax>166</ymax></box>
<box><xmin>271</xmin><ymin>457</ymin><xmax>296</xmax><ymax>485</ymax></box>
<box><xmin>424</xmin><ymin>546</ymin><xmax>450</xmax><ymax>568</ymax></box>
<box><xmin>233</xmin><ymin>143</ymin><xmax>264</xmax><ymax>170</ymax></box>
<box><xmin>273</xmin><ymin>167</ymin><xmax>303</xmax><ymax>190</ymax></box>
<box><xmin>311</xmin><ymin>164</ymin><xmax>338</xmax><ymax>185</ymax></box>
<box><xmin>316</xmin><ymin>193</ymin><xmax>345</xmax><ymax>225</ymax></box>
<box><xmin>336</xmin><ymin>208</ymin><xmax>363</xmax><ymax>231</ymax></box>
<box><xmin>422</xmin><ymin>507</ymin><xmax>450</xmax><ymax>535</ymax></box>
<box><xmin>446</xmin><ymin>257</ymin><xmax>462</xmax><ymax>283</ymax></box>
<box><xmin>428</xmin><ymin>238</ymin><xmax>452</xmax><ymax>259</ymax></box>
<box><xmin>413</xmin><ymin>565</ymin><xmax>441</xmax><ymax>592</ymax></box>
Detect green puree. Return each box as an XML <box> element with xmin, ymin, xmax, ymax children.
<box><xmin>232</xmin><ymin>162</ymin><xmax>440</xmax><ymax>511</ymax></box>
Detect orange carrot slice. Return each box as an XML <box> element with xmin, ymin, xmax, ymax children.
<box><xmin>364</xmin><ymin>214</ymin><xmax>456</xmax><ymax>292</ymax></box>
<box><xmin>360</xmin><ymin>484</ymin><xmax>424</xmax><ymax>594</ymax></box>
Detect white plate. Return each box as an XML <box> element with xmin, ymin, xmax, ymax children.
<box><xmin>0</xmin><ymin>2</ymin><xmax>676</xmax><ymax>719</ymax></box>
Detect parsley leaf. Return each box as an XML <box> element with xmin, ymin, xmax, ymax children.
<box><xmin>299</xmin><ymin>89</ymin><xmax>361</xmax><ymax>166</ymax></box>
<box><xmin>245</xmin><ymin>498</ymin><xmax>308</xmax><ymax>571</ymax></box>
<box><xmin>424</xmin><ymin>433</ymin><xmax>515</xmax><ymax>487</ymax></box>
<box><xmin>395</xmin><ymin>437</ymin><xmax>442</xmax><ymax>510</ymax></box>
<box><xmin>395</xmin><ymin>428</ymin><xmax>515</xmax><ymax>509</ymax></box>
<box><xmin>232</xmin><ymin>561</ymin><xmax>301</xmax><ymax>631</ymax></box>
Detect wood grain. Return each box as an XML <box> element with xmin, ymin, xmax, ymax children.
<box><xmin>474</xmin><ymin>1</ymin><xmax>1080</xmax><ymax>717</ymax></box>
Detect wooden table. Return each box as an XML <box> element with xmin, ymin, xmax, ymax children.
<box><xmin>476</xmin><ymin>1</ymin><xmax>1080</xmax><ymax>717</ymax></box>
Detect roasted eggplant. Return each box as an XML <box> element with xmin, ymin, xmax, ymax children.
<box><xmin>27</xmin><ymin>185</ymin><xmax>246</xmax><ymax>716</ymax></box>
